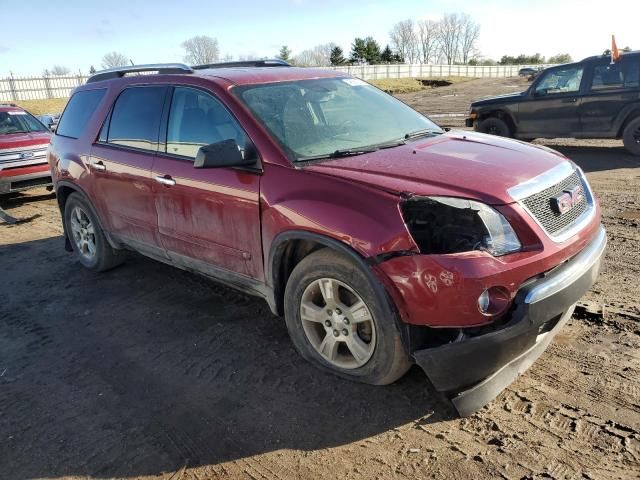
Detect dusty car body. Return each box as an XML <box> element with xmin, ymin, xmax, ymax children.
<box><xmin>0</xmin><ymin>104</ymin><xmax>52</xmax><ymax>194</ymax></box>
<box><xmin>49</xmin><ymin>63</ymin><xmax>605</xmax><ymax>415</ymax></box>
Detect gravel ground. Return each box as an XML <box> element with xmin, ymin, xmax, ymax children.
<box><xmin>1</xmin><ymin>78</ymin><xmax>639</xmax><ymax>480</ymax></box>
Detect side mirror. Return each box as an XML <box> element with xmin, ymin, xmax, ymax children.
<box><xmin>194</xmin><ymin>139</ymin><xmax>257</xmax><ymax>169</ymax></box>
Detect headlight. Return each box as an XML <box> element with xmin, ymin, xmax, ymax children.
<box><xmin>401</xmin><ymin>196</ymin><xmax>521</xmax><ymax>256</ymax></box>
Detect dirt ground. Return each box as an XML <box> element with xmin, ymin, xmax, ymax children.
<box><xmin>1</xmin><ymin>78</ymin><xmax>639</xmax><ymax>480</ymax></box>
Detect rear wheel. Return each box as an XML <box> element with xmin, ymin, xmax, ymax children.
<box><xmin>284</xmin><ymin>248</ymin><xmax>410</xmax><ymax>385</ymax></box>
<box><xmin>64</xmin><ymin>193</ymin><xmax>124</xmax><ymax>272</ymax></box>
<box><xmin>622</xmin><ymin>117</ymin><xmax>640</xmax><ymax>156</ymax></box>
<box><xmin>478</xmin><ymin>117</ymin><xmax>511</xmax><ymax>137</ymax></box>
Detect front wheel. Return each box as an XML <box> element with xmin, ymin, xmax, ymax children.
<box><xmin>478</xmin><ymin>117</ymin><xmax>511</xmax><ymax>137</ymax></box>
<box><xmin>284</xmin><ymin>248</ymin><xmax>410</xmax><ymax>385</ymax></box>
<box><xmin>622</xmin><ymin>117</ymin><xmax>640</xmax><ymax>156</ymax></box>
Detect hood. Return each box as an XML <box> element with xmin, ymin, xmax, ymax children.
<box><xmin>304</xmin><ymin>131</ymin><xmax>569</xmax><ymax>205</ymax></box>
<box><xmin>0</xmin><ymin>131</ymin><xmax>51</xmax><ymax>151</ymax></box>
<box><xmin>471</xmin><ymin>91</ymin><xmax>526</xmax><ymax>107</ymax></box>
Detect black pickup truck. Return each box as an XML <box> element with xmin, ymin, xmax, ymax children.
<box><xmin>467</xmin><ymin>51</ymin><xmax>640</xmax><ymax>155</ymax></box>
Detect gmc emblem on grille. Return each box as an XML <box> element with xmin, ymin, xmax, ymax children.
<box><xmin>551</xmin><ymin>185</ymin><xmax>584</xmax><ymax>215</ymax></box>
<box><xmin>20</xmin><ymin>152</ymin><xmax>34</xmax><ymax>159</ymax></box>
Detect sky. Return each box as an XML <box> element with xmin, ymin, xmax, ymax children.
<box><xmin>1</xmin><ymin>0</ymin><xmax>638</xmax><ymax>76</ymax></box>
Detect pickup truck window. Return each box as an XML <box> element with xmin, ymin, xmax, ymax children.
<box><xmin>590</xmin><ymin>60</ymin><xmax>640</xmax><ymax>91</ymax></box>
<box><xmin>535</xmin><ymin>66</ymin><xmax>584</xmax><ymax>96</ymax></box>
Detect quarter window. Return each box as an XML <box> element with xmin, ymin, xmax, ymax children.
<box><xmin>107</xmin><ymin>86</ymin><xmax>166</xmax><ymax>151</ymax></box>
<box><xmin>590</xmin><ymin>60</ymin><xmax>640</xmax><ymax>90</ymax></box>
<box><xmin>166</xmin><ymin>87</ymin><xmax>246</xmax><ymax>159</ymax></box>
<box><xmin>535</xmin><ymin>66</ymin><xmax>584</xmax><ymax>95</ymax></box>
<box><xmin>56</xmin><ymin>89</ymin><xmax>106</xmax><ymax>138</ymax></box>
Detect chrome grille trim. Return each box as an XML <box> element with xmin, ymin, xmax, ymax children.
<box><xmin>510</xmin><ymin>165</ymin><xmax>595</xmax><ymax>243</ymax></box>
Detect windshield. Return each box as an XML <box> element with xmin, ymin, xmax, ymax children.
<box><xmin>234</xmin><ymin>77</ymin><xmax>441</xmax><ymax>161</ymax></box>
<box><xmin>0</xmin><ymin>110</ymin><xmax>48</xmax><ymax>135</ymax></box>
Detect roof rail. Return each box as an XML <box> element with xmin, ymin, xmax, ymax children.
<box><xmin>192</xmin><ymin>59</ymin><xmax>291</xmax><ymax>70</ymax></box>
<box><xmin>87</xmin><ymin>63</ymin><xmax>193</xmax><ymax>83</ymax></box>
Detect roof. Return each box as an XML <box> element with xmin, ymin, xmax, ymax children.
<box><xmin>85</xmin><ymin>62</ymin><xmax>348</xmax><ymax>87</ymax></box>
<box><xmin>581</xmin><ymin>50</ymin><xmax>640</xmax><ymax>62</ymax></box>
<box><xmin>0</xmin><ymin>104</ymin><xmax>23</xmax><ymax>113</ymax></box>
<box><xmin>196</xmin><ymin>66</ymin><xmax>348</xmax><ymax>86</ymax></box>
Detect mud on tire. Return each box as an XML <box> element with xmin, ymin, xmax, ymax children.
<box><xmin>64</xmin><ymin>192</ymin><xmax>125</xmax><ymax>272</ymax></box>
<box><xmin>284</xmin><ymin>248</ymin><xmax>411</xmax><ymax>385</ymax></box>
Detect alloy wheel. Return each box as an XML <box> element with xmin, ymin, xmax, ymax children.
<box><xmin>299</xmin><ymin>278</ymin><xmax>376</xmax><ymax>369</ymax></box>
<box><xmin>69</xmin><ymin>206</ymin><xmax>96</xmax><ymax>261</ymax></box>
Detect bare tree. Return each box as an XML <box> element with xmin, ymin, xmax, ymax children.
<box><xmin>50</xmin><ymin>65</ymin><xmax>70</xmax><ymax>75</ymax></box>
<box><xmin>294</xmin><ymin>43</ymin><xmax>335</xmax><ymax>67</ymax></box>
<box><xmin>389</xmin><ymin>19</ymin><xmax>419</xmax><ymax>63</ymax></box>
<box><xmin>101</xmin><ymin>51</ymin><xmax>129</xmax><ymax>69</ymax></box>
<box><xmin>417</xmin><ymin>20</ymin><xmax>439</xmax><ymax>64</ymax></box>
<box><xmin>438</xmin><ymin>13</ymin><xmax>463</xmax><ymax>64</ymax></box>
<box><xmin>181</xmin><ymin>35</ymin><xmax>219</xmax><ymax>65</ymax></box>
<box><xmin>460</xmin><ymin>14</ymin><xmax>480</xmax><ymax>64</ymax></box>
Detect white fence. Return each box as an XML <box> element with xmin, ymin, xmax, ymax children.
<box><xmin>330</xmin><ymin>63</ymin><xmax>552</xmax><ymax>80</ymax></box>
<box><xmin>0</xmin><ymin>74</ymin><xmax>89</xmax><ymax>102</ymax></box>
<box><xmin>1</xmin><ymin>63</ymin><xmax>551</xmax><ymax>102</ymax></box>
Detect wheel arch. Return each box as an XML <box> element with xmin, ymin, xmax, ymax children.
<box><xmin>267</xmin><ymin>230</ymin><xmax>390</xmax><ymax>318</ymax></box>
<box><xmin>55</xmin><ymin>180</ymin><xmax>119</xmax><ymax>251</ymax></box>
<box><xmin>617</xmin><ymin>106</ymin><xmax>640</xmax><ymax>137</ymax></box>
<box><xmin>478</xmin><ymin>109</ymin><xmax>517</xmax><ymax>136</ymax></box>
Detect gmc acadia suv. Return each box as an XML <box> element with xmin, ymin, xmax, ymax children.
<box><xmin>468</xmin><ymin>50</ymin><xmax>640</xmax><ymax>155</ymax></box>
<box><xmin>0</xmin><ymin>104</ymin><xmax>52</xmax><ymax>194</ymax></box>
<box><xmin>49</xmin><ymin>62</ymin><xmax>606</xmax><ymax>416</ymax></box>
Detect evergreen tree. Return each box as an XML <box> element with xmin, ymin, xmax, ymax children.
<box><xmin>364</xmin><ymin>37</ymin><xmax>381</xmax><ymax>64</ymax></box>
<box><xmin>380</xmin><ymin>45</ymin><xmax>394</xmax><ymax>63</ymax></box>
<box><xmin>89</xmin><ymin>65</ymin><xmax>96</xmax><ymax>74</ymax></box>
<box><xmin>330</xmin><ymin>46</ymin><xmax>346</xmax><ymax>66</ymax></box>
<box><xmin>350</xmin><ymin>38</ymin><xmax>368</xmax><ymax>63</ymax></box>
<box><xmin>277</xmin><ymin>45</ymin><xmax>291</xmax><ymax>62</ymax></box>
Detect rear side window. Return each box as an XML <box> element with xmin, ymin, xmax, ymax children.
<box><xmin>590</xmin><ymin>59</ymin><xmax>640</xmax><ymax>90</ymax></box>
<box><xmin>107</xmin><ymin>86</ymin><xmax>167</xmax><ymax>151</ymax></box>
<box><xmin>56</xmin><ymin>89</ymin><xmax>106</xmax><ymax>138</ymax></box>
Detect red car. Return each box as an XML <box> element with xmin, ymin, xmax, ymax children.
<box><xmin>49</xmin><ymin>62</ymin><xmax>606</xmax><ymax>416</ymax></box>
<box><xmin>0</xmin><ymin>104</ymin><xmax>52</xmax><ymax>194</ymax></box>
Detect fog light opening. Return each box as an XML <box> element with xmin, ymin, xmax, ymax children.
<box><xmin>478</xmin><ymin>290</ymin><xmax>491</xmax><ymax>313</ymax></box>
<box><xmin>477</xmin><ymin>286</ymin><xmax>511</xmax><ymax>316</ymax></box>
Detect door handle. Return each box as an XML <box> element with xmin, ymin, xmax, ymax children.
<box><xmin>562</xmin><ymin>98</ymin><xmax>578</xmax><ymax>103</ymax></box>
<box><xmin>155</xmin><ymin>175</ymin><xmax>176</xmax><ymax>186</ymax></box>
<box><xmin>91</xmin><ymin>160</ymin><xmax>106</xmax><ymax>171</ymax></box>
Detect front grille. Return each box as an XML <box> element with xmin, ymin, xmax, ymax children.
<box><xmin>521</xmin><ymin>170</ymin><xmax>589</xmax><ymax>236</ymax></box>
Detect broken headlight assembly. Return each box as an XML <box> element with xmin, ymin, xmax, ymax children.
<box><xmin>401</xmin><ymin>196</ymin><xmax>521</xmax><ymax>256</ymax></box>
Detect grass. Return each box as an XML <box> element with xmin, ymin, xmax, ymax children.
<box><xmin>369</xmin><ymin>76</ymin><xmax>474</xmax><ymax>94</ymax></box>
<box><xmin>11</xmin><ymin>98</ymin><xmax>68</xmax><ymax>115</ymax></box>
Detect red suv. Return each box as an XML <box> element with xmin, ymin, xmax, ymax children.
<box><xmin>0</xmin><ymin>104</ymin><xmax>52</xmax><ymax>194</ymax></box>
<box><xmin>49</xmin><ymin>62</ymin><xmax>606</xmax><ymax>416</ymax></box>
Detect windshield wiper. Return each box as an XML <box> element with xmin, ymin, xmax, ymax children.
<box><xmin>298</xmin><ymin>140</ymin><xmax>407</xmax><ymax>162</ymax></box>
<box><xmin>404</xmin><ymin>128</ymin><xmax>442</xmax><ymax>140</ymax></box>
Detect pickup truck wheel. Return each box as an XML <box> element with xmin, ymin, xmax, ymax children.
<box><xmin>284</xmin><ymin>248</ymin><xmax>410</xmax><ymax>385</ymax></box>
<box><xmin>64</xmin><ymin>193</ymin><xmax>124</xmax><ymax>272</ymax></box>
<box><xmin>478</xmin><ymin>117</ymin><xmax>511</xmax><ymax>137</ymax></box>
<box><xmin>622</xmin><ymin>117</ymin><xmax>640</xmax><ymax>155</ymax></box>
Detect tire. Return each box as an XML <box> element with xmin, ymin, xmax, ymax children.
<box><xmin>622</xmin><ymin>117</ymin><xmax>640</xmax><ymax>156</ymax></box>
<box><xmin>478</xmin><ymin>117</ymin><xmax>511</xmax><ymax>137</ymax></box>
<box><xmin>64</xmin><ymin>192</ymin><xmax>124</xmax><ymax>272</ymax></box>
<box><xmin>284</xmin><ymin>248</ymin><xmax>411</xmax><ymax>385</ymax></box>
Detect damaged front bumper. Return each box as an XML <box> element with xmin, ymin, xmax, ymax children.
<box><xmin>413</xmin><ymin>226</ymin><xmax>607</xmax><ymax>416</ymax></box>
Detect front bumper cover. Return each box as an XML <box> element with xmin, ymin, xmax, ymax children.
<box><xmin>413</xmin><ymin>226</ymin><xmax>607</xmax><ymax>416</ymax></box>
